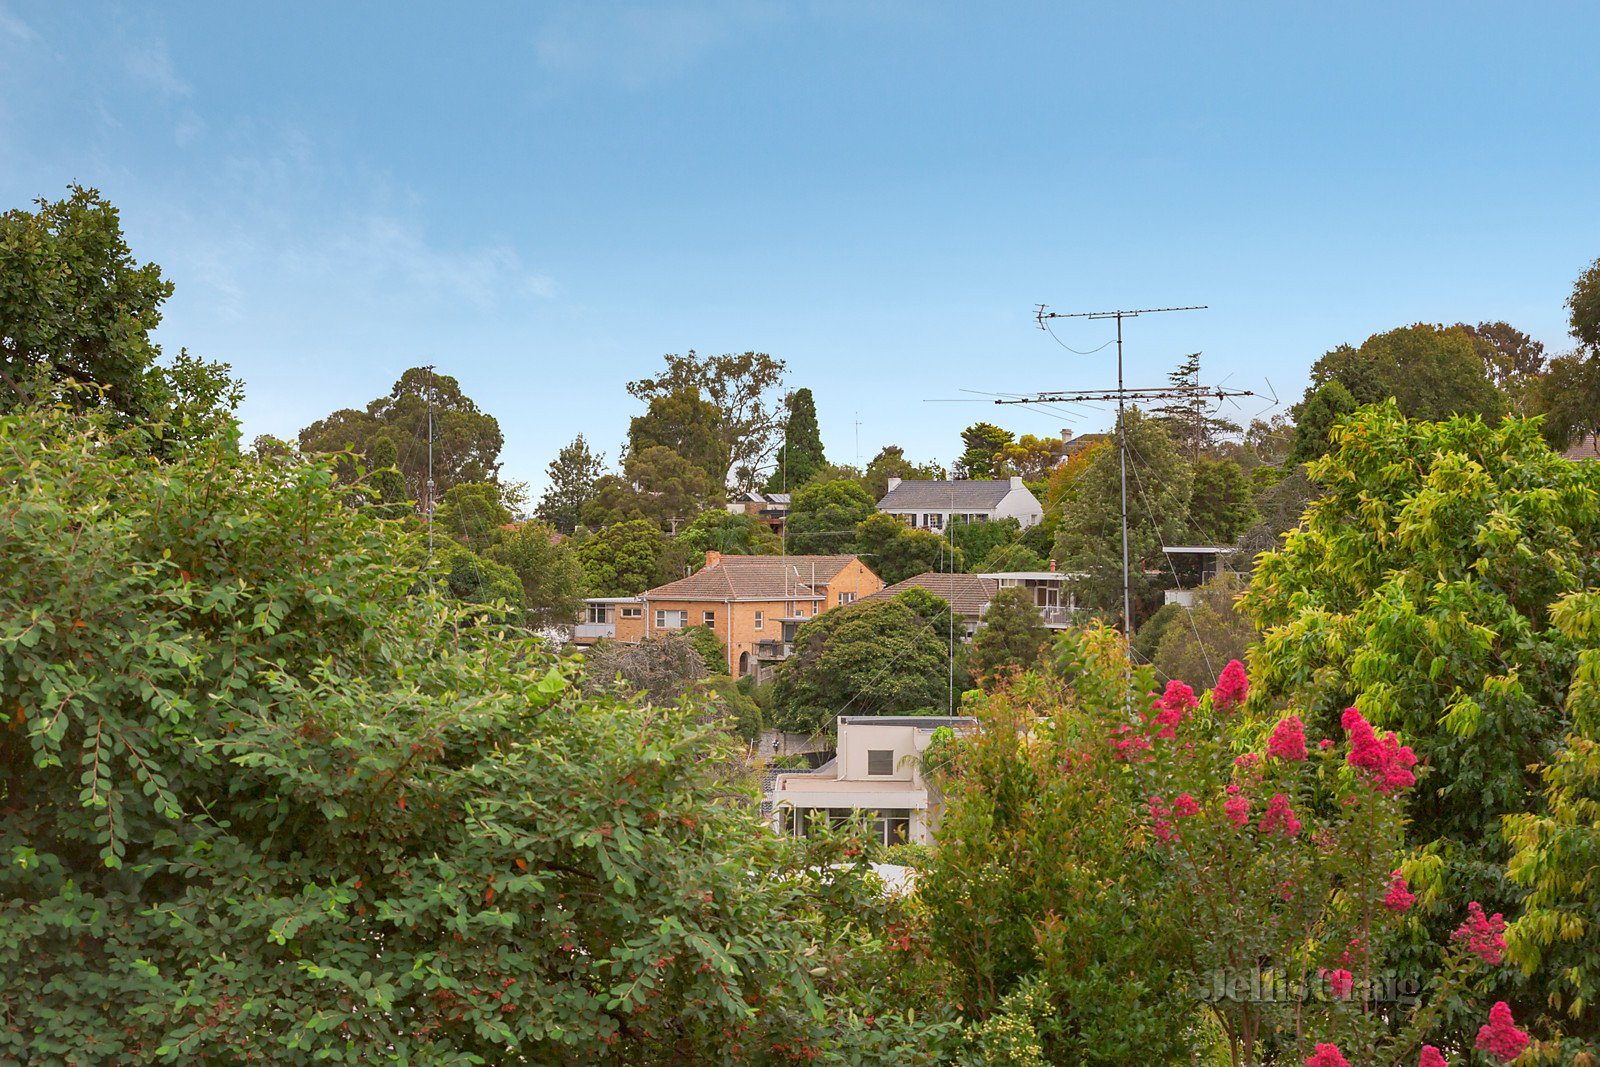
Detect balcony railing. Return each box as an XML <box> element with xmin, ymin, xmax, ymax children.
<box><xmin>753</xmin><ymin>640</ymin><xmax>794</xmax><ymax>660</ymax></box>
<box><xmin>1038</xmin><ymin>606</ymin><xmax>1076</xmax><ymax>628</ymax></box>
<box><xmin>574</xmin><ymin>622</ymin><xmax>616</xmax><ymax>640</ymax></box>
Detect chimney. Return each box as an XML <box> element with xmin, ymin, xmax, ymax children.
<box><xmin>1061</xmin><ymin>428</ymin><xmax>1073</xmax><ymax>444</ymax></box>
<box><xmin>1048</xmin><ymin>558</ymin><xmax>1057</xmax><ymax>572</ymax></box>
<box><xmin>886</xmin><ymin>476</ymin><xmax>901</xmax><ymax>492</ymax></box>
<box><xmin>1009</xmin><ymin>476</ymin><xmax>1023</xmax><ymax>489</ymax></box>
<box><xmin>705</xmin><ymin>550</ymin><xmax>722</xmax><ymax>569</ymax></box>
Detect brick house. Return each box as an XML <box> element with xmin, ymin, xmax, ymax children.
<box><xmin>577</xmin><ymin>552</ymin><xmax>884</xmax><ymax>678</ymax></box>
<box><xmin>876</xmin><ymin>476</ymin><xmax>1044</xmax><ymax>530</ymax></box>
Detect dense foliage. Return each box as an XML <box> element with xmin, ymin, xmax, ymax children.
<box><xmin>0</xmin><ymin>407</ymin><xmax>953</xmax><ymax>1065</ymax></box>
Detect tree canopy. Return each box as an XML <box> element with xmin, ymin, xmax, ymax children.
<box><xmin>299</xmin><ymin>367</ymin><xmax>503</xmax><ymax>508</ymax></box>
<box><xmin>784</xmin><ymin>478</ymin><xmax>876</xmax><ymax>555</ymax></box>
<box><xmin>860</xmin><ymin>445</ymin><xmax>944</xmax><ymax>500</ymax></box>
<box><xmin>968</xmin><ymin>586</ymin><xmax>1048</xmax><ymax>684</ymax></box>
<box><xmin>1303</xmin><ymin>323</ymin><xmax>1504</xmax><ymax>424</ymax></box>
<box><xmin>534</xmin><ymin>433</ymin><xmax>604</xmax><ymax>535</ymax></box>
<box><xmin>576</xmin><ymin>518</ymin><xmax>670</xmax><ymax>597</ymax></box>
<box><xmin>953</xmin><ymin>422</ymin><xmax>1013</xmax><ymax>480</ymax></box>
<box><xmin>627</xmin><ymin>385</ymin><xmax>727</xmax><ymax>488</ymax></box>
<box><xmin>854</xmin><ymin>512</ymin><xmax>962</xmax><ymax>585</ymax></box>
<box><xmin>0</xmin><ymin>404</ymin><xmax>945</xmax><ymax>1063</ymax></box>
<box><xmin>0</xmin><ymin>185</ymin><xmax>241</xmax><ymax>451</ymax></box>
<box><xmin>626</xmin><ymin>350</ymin><xmax>786</xmax><ymax>491</ymax></box>
<box><xmin>765</xmin><ymin>387</ymin><xmax>827</xmax><ymax>491</ymax></box>
<box><xmin>485</xmin><ymin>519</ymin><xmax>584</xmax><ymax>630</ymax></box>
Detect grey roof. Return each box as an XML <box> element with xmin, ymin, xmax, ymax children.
<box><xmin>839</xmin><ymin>715</ymin><xmax>978</xmax><ymax>728</ymax></box>
<box><xmin>878</xmin><ymin>479</ymin><xmax>1019</xmax><ymax>511</ymax></box>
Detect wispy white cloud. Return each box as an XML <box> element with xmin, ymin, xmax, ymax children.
<box><xmin>532</xmin><ymin>1</ymin><xmax>779</xmax><ymax>89</ymax></box>
<box><xmin>125</xmin><ymin>39</ymin><xmax>190</xmax><ymax>98</ymax></box>
<box><xmin>0</xmin><ymin>7</ymin><xmax>36</xmax><ymax>43</ymax></box>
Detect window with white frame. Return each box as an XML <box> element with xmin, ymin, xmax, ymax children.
<box><xmin>754</xmin><ymin>611</ymin><xmax>764</xmax><ymax>631</ymax></box>
<box><xmin>620</xmin><ymin>606</ymin><xmax>641</xmax><ymax>618</ymax></box>
<box><xmin>838</xmin><ymin>591</ymin><xmax>856</xmax><ymax>606</ymax></box>
<box><xmin>702</xmin><ymin>610</ymin><xmax>715</xmax><ymax>626</ymax></box>
<box><xmin>924</xmin><ymin>512</ymin><xmax>944</xmax><ymax>530</ymax></box>
<box><xmin>655</xmin><ymin>610</ymin><xmax>688</xmax><ymax>629</ymax></box>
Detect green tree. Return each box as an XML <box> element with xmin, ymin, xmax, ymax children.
<box><xmin>953</xmin><ymin>422</ymin><xmax>1014</xmax><ymax>480</ymax></box>
<box><xmin>534</xmin><ymin>433</ymin><xmax>604</xmax><ymax>534</ymax></box>
<box><xmin>0</xmin><ymin>405</ymin><xmax>951</xmax><ymax>1063</ymax></box>
<box><xmin>1149</xmin><ymin>572</ymin><xmax>1255</xmax><ymax>690</ymax></box>
<box><xmin>764</xmin><ymin>387</ymin><xmax>827</xmax><ymax>490</ymax></box>
<box><xmin>576</xmin><ymin>518</ymin><xmax>667</xmax><ymax>596</ymax></box>
<box><xmin>485</xmin><ymin>519</ymin><xmax>584</xmax><ymax>630</ymax></box>
<box><xmin>579</xmin><ymin>473</ymin><xmax>649</xmax><ymax>529</ymax></box>
<box><xmin>1187</xmin><ymin>456</ymin><xmax>1256</xmax><ymax>543</ymax></box>
<box><xmin>685</xmin><ymin>625</ymin><xmax>729</xmax><ymax>676</ymax></box>
<box><xmin>969</xmin><ymin>586</ymin><xmax>1047</xmax><ymax>683</ymax></box>
<box><xmin>1463</xmin><ymin>321</ymin><xmax>1547</xmax><ymax>413</ymax></box>
<box><xmin>860</xmin><ymin>445</ymin><xmax>945</xmax><ymax>500</ymax></box>
<box><xmin>627</xmin><ymin>350</ymin><xmax>787</xmax><ymax>491</ymax></box>
<box><xmin>996</xmin><ymin>434</ymin><xmax>1065</xmax><ymax>481</ymax></box>
<box><xmin>0</xmin><ymin>186</ymin><xmax>241</xmax><ymax>450</ymax></box>
<box><xmin>945</xmin><ymin>516</ymin><xmax>1020</xmax><ymax>569</ymax></box>
<box><xmin>1567</xmin><ymin>254</ymin><xmax>1600</xmax><ymax>350</ymax></box>
<box><xmin>1053</xmin><ymin>409</ymin><xmax>1192</xmax><ymax>622</ymax></box>
<box><xmin>424</xmin><ymin>538</ymin><xmax>524</xmax><ymax>619</ymax></box>
<box><xmin>299</xmin><ymin>367</ymin><xmax>503</xmax><ymax>509</ymax></box>
<box><xmin>676</xmin><ymin>508</ymin><xmax>780</xmax><ymax>557</ymax></box>
<box><xmin>771</xmin><ymin>596</ymin><xmax>955</xmax><ymax>733</ymax></box>
<box><xmin>1530</xmin><ymin>349</ymin><xmax>1600</xmax><ymax>449</ymax></box>
<box><xmin>785</xmin><ymin>478</ymin><xmax>876</xmax><ymax>555</ymax></box>
<box><xmin>627</xmin><ymin>385</ymin><xmax>727</xmax><ymax>488</ymax></box>
<box><xmin>364</xmin><ymin>435</ymin><xmax>413</xmax><ymax>518</ymax></box>
<box><xmin>1287</xmin><ymin>380</ymin><xmax>1358</xmax><ymax>465</ymax></box>
<box><xmin>1152</xmin><ymin>352</ymin><xmax>1240</xmax><ymax>458</ymax></box>
<box><xmin>975</xmin><ymin>541</ymin><xmax>1045</xmax><ymax>573</ymax></box>
<box><xmin>854</xmin><ymin>511</ymin><xmax>963</xmax><ymax>585</ymax></box>
<box><xmin>1303</xmin><ymin>323</ymin><xmax>1505</xmax><ymax>425</ymax></box>
<box><xmin>1243</xmin><ymin>402</ymin><xmax>1600</xmax><ymax>1016</ymax></box>
<box><xmin>625</xmin><ymin>444</ymin><xmax>721</xmax><ymax>530</ymax></box>
<box><xmin>432</xmin><ymin>480</ymin><xmax>515</xmax><ymax>554</ymax></box>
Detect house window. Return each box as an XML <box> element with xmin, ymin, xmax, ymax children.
<box><xmin>586</xmin><ymin>604</ymin><xmax>610</xmax><ymax>624</ymax></box>
<box><xmin>655</xmin><ymin>610</ymin><xmax>688</xmax><ymax>629</ymax></box>
<box><xmin>924</xmin><ymin>513</ymin><xmax>944</xmax><ymax>530</ymax></box>
<box><xmin>754</xmin><ymin>611</ymin><xmax>764</xmax><ymax>631</ymax></box>
<box><xmin>620</xmin><ymin>606</ymin><xmax>641</xmax><ymax>619</ymax></box>
<box><xmin>703</xmin><ymin>610</ymin><xmax>716</xmax><ymax>626</ymax></box>
<box><xmin>867</xmin><ymin>749</ymin><xmax>894</xmax><ymax>776</ymax></box>
<box><xmin>871</xmin><ymin>809</ymin><xmax>912</xmax><ymax>846</ymax></box>
<box><xmin>838</xmin><ymin>591</ymin><xmax>856</xmax><ymax>606</ymax></box>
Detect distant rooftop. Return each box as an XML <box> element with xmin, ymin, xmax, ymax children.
<box><xmin>838</xmin><ymin>715</ymin><xmax>978</xmax><ymax>729</ymax></box>
<box><xmin>878</xmin><ymin>478</ymin><xmax>1023</xmax><ymax>511</ymax></box>
<box><xmin>864</xmin><ymin>571</ymin><xmax>998</xmax><ymax>617</ymax></box>
<box><xmin>645</xmin><ymin>554</ymin><xmax>863</xmax><ymax>601</ymax></box>
<box><xmin>1564</xmin><ymin>434</ymin><xmax>1600</xmax><ymax>462</ymax></box>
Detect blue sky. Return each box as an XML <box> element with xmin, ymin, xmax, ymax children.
<box><xmin>3</xmin><ymin>2</ymin><xmax>1596</xmax><ymax>494</ymax></box>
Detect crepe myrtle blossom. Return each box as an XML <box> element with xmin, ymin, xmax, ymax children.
<box><xmin>1383</xmin><ymin>870</ymin><xmax>1415</xmax><ymax>913</ymax></box>
<box><xmin>1341</xmin><ymin>707</ymin><xmax>1418</xmax><ymax>792</ymax></box>
<box><xmin>1451</xmin><ymin>901</ymin><xmax>1508</xmax><ymax>966</ymax></box>
<box><xmin>1258</xmin><ymin>792</ymin><xmax>1302</xmax><ymax>837</ymax></box>
<box><xmin>1417</xmin><ymin>1046</ymin><xmax>1448</xmax><ymax>1067</ymax></box>
<box><xmin>1474</xmin><ymin>1001</ymin><xmax>1529</xmax><ymax>1063</ymax></box>
<box><xmin>1267</xmin><ymin>715</ymin><xmax>1308</xmax><ymax>761</ymax></box>
<box><xmin>1304</xmin><ymin>1044</ymin><xmax>1350</xmax><ymax>1067</ymax></box>
<box><xmin>1212</xmin><ymin>659</ymin><xmax>1249</xmax><ymax>712</ymax></box>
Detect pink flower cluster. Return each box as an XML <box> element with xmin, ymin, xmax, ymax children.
<box><xmin>1451</xmin><ymin>901</ymin><xmax>1507</xmax><ymax>966</ymax></box>
<box><xmin>1151</xmin><ymin>680</ymin><xmax>1198</xmax><ymax>739</ymax></box>
<box><xmin>1267</xmin><ymin>715</ymin><xmax>1308</xmax><ymax>761</ymax></box>
<box><xmin>1417</xmin><ymin>1047</ymin><xmax>1448</xmax><ymax>1067</ymax></box>
<box><xmin>1384</xmin><ymin>870</ymin><xmax>1415</xmax><ymax>913</ymax></box>
<box><xmin>1213</xmin><ymin>658</ymin><xmax>1249</xmax><ymax>712</ymax></box>
<box><xmin>1475</xmin><ymin>1001</ymin><xmax>1529</xmax><ymax>1063</ymax></box>
<box><xmin>1323</xmin><ymin>968</ymin><xmax>1354</xmax><ymax>998</ymax></box>
<box><xmin>1258</xmin><ymin>792</ymin><xmax>1302</xmax><ymax>837</ymax></box>
<box><xmin>1148</xmin><ymin>795</ymin><xmax>1175</xmax><ymax>842</ymax></box>
<box><xmin>1341</xmin><ymin>707</ymin><xmax>1418</xmax><ymax>792</ymax></box>
<box><xmin>1223</xmin><ymin>784</ymin><xmax>1250</xmax><ymax>827</ymax></box>
<box><xmin>1173</xmin><ymin>793</ymin><xmax>1201</xmax><ymax>817</ymax></box>
<box><xmin>1304</xmin><ymin>1044</ymin><xmax>1350</xmax><ymax>1067</ymax></box>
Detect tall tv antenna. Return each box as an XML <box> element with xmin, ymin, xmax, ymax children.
<box><xmin>998</xmin><ymin>305</ymin><xmax>1227</xmax><ymax>652</ymax></box>
<box><xmin>424</xmin><ymin>364</ymin><xmax>436</xmax><ymax>571</ymax></box>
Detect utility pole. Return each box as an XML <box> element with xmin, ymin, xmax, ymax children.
<box><xmin>424</xmin><ymin>364</ymin><xmax>436</xmax><ymax>570</ymax></box>
<box><xmin>1002</xmin><ymin>305</ymin><xmax>1214</xmax><ymax>653</ymax></box>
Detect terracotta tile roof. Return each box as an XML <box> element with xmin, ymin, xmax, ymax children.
<box><xmin>644</xmin><ymin>555</ymin><xmax>861</xmax><ymax>602</ymax></box>
<box><xmin>1563</xmin><ymin>434</ymin><xmax>1600</xmax><ymax>462</ymax></box>
<box><xmin>863</xmin><ymin>571</ymin><xmax>999</xmax><ymax>618</ymax></box>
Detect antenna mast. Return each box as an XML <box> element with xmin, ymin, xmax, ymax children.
<box><xmin>425</xmin><ymin>364</ymin><xmax>436</xmax><ymax>569</ymax></box>
<box><xmin>1003</xmin><ymin>305</ymin><xmax>1217</xmax><ymax>653</ymax></box>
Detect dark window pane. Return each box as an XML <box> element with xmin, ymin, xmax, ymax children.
<box><xmin>867</xmin><ymin>749</ymin><xmax>894</xmax><ymax>776</ymax></box>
